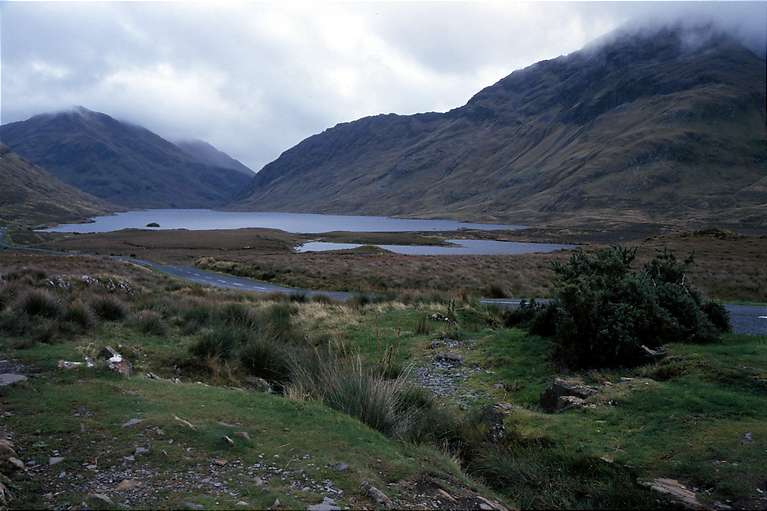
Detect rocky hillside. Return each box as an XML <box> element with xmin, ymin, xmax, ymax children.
<box><xmin>238</xmin><ymin>26</ymin><xmax>767</xmax><ymax>228</ymax></box>
<box><xmin>0</xmin><ymin>144</ymin><xmax>113</xmax><ymax>226</ymax></box>
<box><xmin>175</xmin><ymin>139</ymin><xmax>254</xmax><ymax>177</ymax></box>
<box><xmin>0</xmin><ymin>108</ymin><xmax>253</xmax><ymax>208</ymax></box>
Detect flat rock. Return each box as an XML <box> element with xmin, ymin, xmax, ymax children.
<box><xmin>121</xmin><ymin>418</ymin><xmax>144</xmax><ymax>428</ymax></box>
<box><xmin>435</xmin><ymin>352</ymin><xmax>464</xmax><ymax>365</ymax></box>
<box><xmin>86</xmin><ymin>493</ymin><xmax>114</xmax><ymax>510</ymax></box>
<box><xmin>48</xmin><ymin>456</ymin><xmax>65</xmax><ymax>466</ymax></box>
<box><xmin>640</xmin><ymin>478</ymin><xmax>706</xmax><ymax>510</ymax></box>
<box><xmin>0</xmin><ymin>374</ymin><xmax>27</xmax><ymax>387</ymax></box>
<box><xmin>307</xmin><ymin>496</ymin><xmax>340</xmax><ymax>511</ymax></box>
<box><xmin>115</xmin><ymin>479</ymin><xmax>141</xmax><ymax>491</ymax></box>
<box><xmin>182</xmin><ymin>502</ymin><xmax>205</xmax><ymax>510</ymax></box>
<box><xmin>540</xmin><ymin>377</ymin><xmax>599</xmax><ymax>413</ymax></box>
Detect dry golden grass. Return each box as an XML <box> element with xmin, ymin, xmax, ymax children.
<box><xmin>27</xmin><ymin>226</ymin><xmax>767</xmax><ymax>302</ymax></box>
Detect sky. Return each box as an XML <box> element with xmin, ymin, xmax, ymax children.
<box><xmin>1</xmin><ymin>1</ymin><xmax>765</xmax><ymax>171</ymax></box>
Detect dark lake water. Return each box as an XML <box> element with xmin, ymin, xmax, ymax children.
<box><xmin>43</xmin><ymin>209</ymin><xmax>521</xmax><ymax>234</ymax></box>
<box><xmin>295</xmin><ymin>239</ymin><xmax>574</xmax><ymax>256</ymax></box>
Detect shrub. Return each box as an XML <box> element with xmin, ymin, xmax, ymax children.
<box><xmin>289</xmin><ymin>354</ymin><xmax>410</xmax><ymax>437</ymax></box>
<box><xmin>218</xmin><ymin>303</ymin><xmax>259</xmax><ymax>329</ymax></box>
<box><xmin>503</xmin><ymin>300</ymin><xmax>543</xmax><ymax>328</ymax></box>
<box><xmin>16</xmin><ymin>289</ymin><xmax>62</xmax><ymax>318</ymax></box>
<box><xmin>414</xmin><ymin>315</ymin><xmax>432</xmax><ymax>335</ymax></box>
<box><xmin>191</xmin><ymin>325</ymin><xmax>250</xmax><ymax>361</ymax></box>
<box><xmin>133</xmin><ymin>310</ymin><xmax>167</xmax><ymax>336</ymax></box>
<box><xmin>545</xmin><ymin>247</ymin><xmax>729</xmax><ymax>369</ymax></box>
<box><xmin>259</xmin><ymin>303</ymin><xmax>299</xmax><ymax>343</ymax></box>
<box><xmin>180</xmin><ymin>302</ymin><xmax>216</xmax><ymax>333</ymax></box>
<box><xmin>89</xmin><ymin>294</ymin><xmax>128</xmax><ymax>321</ymax></box>
<box><xmin>701</xmin><ymin>301</ymin><xmax>731</xmax><ymax>332</ymax></box>
<box><xmin>485</xmin><ymin>284</ymin><xmax>508</xmax><ymax>298</ymax></box>
<box><xmin>238</xmin><ymin>336</ymin><xmax>294</xmax><ymax>382</ymax></box>
<box><xmin>62</xmin><ymin>300</ymin><xmax>96</xmax><ymax>332</ymax></box>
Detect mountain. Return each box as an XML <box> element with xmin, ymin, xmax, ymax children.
<box><xmin>175</xmin><ymin>139</ymin><xmax>254</xmax><ymax>176</ymax></box>
<box><xmin>238</xmin><ymin>26</ymin><xmax>767</xmax><ymax>228</ymax></box>
<box><xmin>0</xmin><ymin>107</ymin><xmax>253</xmax><ymax>208</ymax></box>
<box><xmin>0</xmin><ymin>144</ymin><xmax>114</xmax><ymax>225</ymax></box>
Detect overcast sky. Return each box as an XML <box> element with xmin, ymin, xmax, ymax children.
<box><xmin>1</xmin><ymin>1</ymin><xmax>765</xmax><ymax>171</ymax></box>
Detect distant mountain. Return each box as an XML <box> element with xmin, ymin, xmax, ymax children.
<box><xmin>0</xmin><ymin>144</ymin><xmax>113</xmax><ymax>225</ymax></box>
<box><xmin>238</xmin><ymin>26</ymin><xmax>767</xmax><ymax>228</ymax></box>
<box><xmin>0</xmin><ymin>107</ymin><xmax>253</xmax><ymax>208</ymax></box>
<box><xmin>176</xmin><ymin>139</ymin><xmax>253</xmax><ymax>176</ymax></box>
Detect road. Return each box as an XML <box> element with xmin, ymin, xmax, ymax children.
<box><xmin>2</xmin><ymin>227</ymin><xmax>766</xmax><ymax>335</ymax></box>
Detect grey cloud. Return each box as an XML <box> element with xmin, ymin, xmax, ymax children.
<box><xmin>1</xmin><ymin>2</ymin><xmax>764</xmax><ymax>171</ymax></box>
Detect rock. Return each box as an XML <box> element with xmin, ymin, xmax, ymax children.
<box><xmin>244</xmin><ymin>376</ymin><xmax>272</xmax><ymax>392</ymax></box>
<box><xmin>435</xmin><ymin>352</ymin><xmax>463</xmax><ymax>365</ymax></box>
<box><xmin>332</xmin><ymin>462</ymin><xmax>349</xmax><ymax>472</ymax></box>
<box><xmin>182</xmin><ymin>502</ymin><xmax>205</xmax><ymax>511</ymax></box>
<box><xmin>435</xmin><ymin>488</ymin><xmax>456</xmax><ymax>502</ymax></box>
<box><xmin>477</xmin><ymin>405</ymin><xmax>507</xmax><ymax>443</ymax></box>
<box><xmin>98</xmin><ymin>346</ymin><xmax>132</xmax><ymax>376</ymax></box>
<box><xmin>174</xmin><ymin>415</ymin><xmax>197</xmax><ymax>430</ymax></box>
<box><xmin>48</xmin><ymin>456</ymin><xmax>65</xmax><ymax>466</ymax></box>
<box><xmin>0</xmin><ymin>479</ymin><xmax>11</xmax><ymax>507</ymax></box>
<box><xmin>307</xmin><ymin>497</ymin><xmax>340</xmax><ymax>511</ymax></box>
<box><xmin>475</xmin><ymin>496</ymin><xmax>508</xmax><ymax>511</ymax></box>
<box><xmin>223</xmin><ymin>435</ymin><xmax>235</xmax><ymax>447</ymax></box>
<box><xmin>116</xmin><ymin>479</ymin><xmax>141</xmax><ymax>491</ymax></box>
<box><xmin>134</xmin><ymin>447</ymin><xmax>149</xmax><ymax>456</ymax></box>
<box><xmin>234</xmin><ymin>431</ymin><xmax>251</xmax><ymax>441</ymax></box>
<box><xmin>0</xmin><ymin>374</ymin><xmax>27</xmax><ymax>386</ymax></box>
<box><xmin>6</xmin><ymin>457</ymin><xmax>25</xmax><ymax>471</ymax></box>
<box><xmin>361</xmin><ymin>480</ymin><xmax>394</xmax><ymax>509</ymax></box>
<box><xmin>57</xmin><ymin>360</ymin><xmax>84</xmax><ymax>370</ymax></box>
<box><xmin>494</xmin><ymin>402</ymin><xmax>515</xmax><ymax>413</ymax></box>
<box><xmin>269</xmin><ymin>498</ymin><xmax>281</xmax><ymax>510</ymax></box>
<box><xmin>235</xmin><ymin>502</ymin><xmax>250</xmax><ymax>508</ymax></box>
<box><xmin>213</xmin><ymin>458</ymin><xmax>228</xmax><ymax>466</ymax></box>
<box><xmin>741</xmin><ymin>432</ymin><xmax>753</xmax><ymax>444</ymax></box>
<box><xmin>640</xmin><ymin>478</ymin><xmax>706</xmax><ymax>510</ymax></box>
<box><xmin>540</xmin><ymin>378</ymin><xmax>598</xmax><ymax>413</ymax></box>
<box><xmin>640</xmin><ymin>345</ymin><xmax>667</xmax><ymax>361</ymax></box>
<box><xmin>122</xmin><ymin>418</ymin><xmax>144</xmax><ymax>428</ymax></box>
<box><xmin>557</xmin><ymin>395</ymin><xmax>585</xmax><ymax>412</ymax></box>
<box><xmin>0</xmin><ymin>440</ymin><xmax>17</xmax><ymax>459</ymax></box>
<box><xmin>86</xmin><ymin>493</ymin><xmax>114</xmax><ymax>510</ymax></box>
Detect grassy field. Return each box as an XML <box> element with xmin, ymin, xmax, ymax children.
<box><xmin>30</xmin><ymin>226</ymin><xmax>767</xmax><ymax>302</ymax></box>
<box><xmin>1</xmin><ymin>250</ymin><xmax>765</xmax><ymax>509</ymax></box>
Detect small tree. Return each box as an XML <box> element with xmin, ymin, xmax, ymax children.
<box><xmin>547</xmin><ymin>246</ymin><xmax>729</xmax><ymax>369</ymax></box>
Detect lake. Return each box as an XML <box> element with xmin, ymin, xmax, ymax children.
<box><xmin>43</xmin><ymin>209</ymin><xmax>522</xmax><ymax>234</ymax></box>
<box><xmin>295</xmin><ymin>239</ymin><xmax>575</xmax><ymax>256</ymax></box>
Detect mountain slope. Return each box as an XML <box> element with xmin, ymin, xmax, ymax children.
<box><xmin>238</xmin><ymin>26</ymin><xmax>767</xmax><ymax>228</ymax></box>
<box><xmin>0</xmin><ymin>144</ymin><xmax>114</xmax><ymax>225</ymax></box>
<box><xmin>0</xmin><ymin>107</ymin><xmax>253</xmax><ymax>208</ymax></box>
<box><xmin>175</xmin><ymin>139</ymin><xmax>254</xmax><ymax>176</ymax></box>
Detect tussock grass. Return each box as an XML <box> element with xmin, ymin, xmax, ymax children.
<box><xmin>88</xmin><ymin>294</ymin><xmax>128</xmax><ymax>321</ymax></box>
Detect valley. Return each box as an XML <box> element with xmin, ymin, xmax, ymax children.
<box><xmin>0</xmin><ymin>12</ymin><xmax>765</xmax><ymax>511</ymax></box>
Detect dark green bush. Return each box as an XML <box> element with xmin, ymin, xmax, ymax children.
<box><xmin>701</xmin><ymin>301</ymin><xmax>731</xmax><ymax>332</ymax></box>
<box><xmin>89</xmin><ymin>294</ymin><xmax>128</xmax><ymax>321</ymax></box>
<box><xmin>191</xmin><ymin>326</ymin><xmax>250</xmax><ymax>361</ymax></box>
<box><xmin>238</xmin><ymin>336</ymin><xmax>294</xmax><ymax>382</ymax></box>
<box><xmin>485</xmin><ymin>284</ymin><xmax>508</xmax><ymax>299</ymax></box>
<box><xmin>62</xmin><ymin>300</ymin><xmax>96</xmax><ymax>332</ymax></box>
<box><xmin>543</xmin><ymin>247</ymin><xmax>729</xmax><ymax>369</ymax></box>
<box><xmin>16</xmin><ymin>289</ymin><xmax>62</xmax><ymax>318</ymax></box>
<box><xmin>133</xmin><ymin>310</ymin><xmax>167</xmax><ymax>336</ymax></box>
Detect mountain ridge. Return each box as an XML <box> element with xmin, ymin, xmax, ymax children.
<box><xmin>0</xmin><ymin>143</ymin><xmax>114</xmax><ymax>226</ymax></box>
<box><xmin>0</xmin><ymin>107</ymin><xmax>253</xmax><ymax>209</ymax></box>
<box><xmin>238</xmin><ymin>25</ymin><xmax>767</xmax><ymax>228</ymax></box>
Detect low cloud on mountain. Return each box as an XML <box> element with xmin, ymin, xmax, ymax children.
<box><xmin>1</xmin><ymin>2</ymin><xmax>764</xmax><ymax>171</ymax></box>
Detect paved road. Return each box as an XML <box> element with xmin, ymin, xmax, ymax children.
<box><xmin>2</xmin><ymin>227</ymin><xmax>766</xmax><ymax>335</ymax></box>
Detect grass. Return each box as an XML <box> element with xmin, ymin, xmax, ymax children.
<box><xmin>1</xmin><ymin>249</ymin><xmax>764</xmax><ymax>509</ymax></box>
<box><xmin>468</xmin><ymin>330</ymin><xmax>767</xmax><ymax>507</ymax></box>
